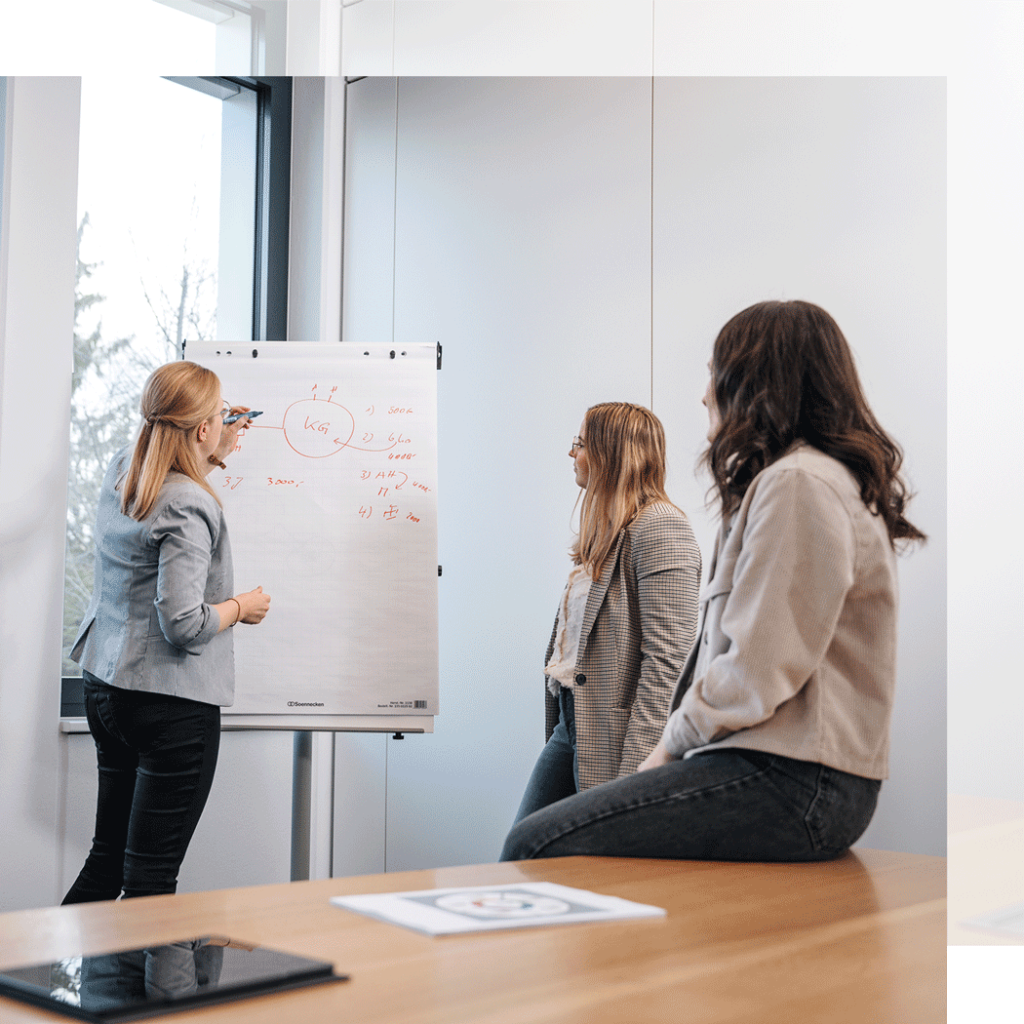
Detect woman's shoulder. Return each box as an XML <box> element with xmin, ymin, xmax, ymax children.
<box><xmin>632</xmin><ymin>501</ymin><xmax>691</xmax><ymax>529</ymax></box>
<box><xmin>630</xmin><ymin>501</ymin><xmax>688</xmax><ymax>520</ymax></box>
<box><xmin>627</xmin><ymin>501</ymin><xmax>700</xmax><ymax>559</ymax></box>
<box><xmin>744</xmin><ymin>445</ymin><xmax>876</xmax><ymax>544</ymax></box>
<box><xmin>757</xmin><ymin>444</ymin><xmax>860</xmax><ymax>503</ymax></box>
<box><xmin>153</xmin><ymin>473</ymin><xmax>224</xmax><ymax>522</ymax></box>
<box><xmin>740</xmin><ymin>444</ymin><xmax>894</xmax><ymax>567</ymax></box>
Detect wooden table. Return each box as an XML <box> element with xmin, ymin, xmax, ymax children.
<box><xmin>948</xmin><ymin>793</ymin><xmax>1024</xmax><ymax>945</ymax></box>
<box><xmin>0</xmin><ymin>850</ymin><xmax>944</xmax><ymax>1023</ymax></box>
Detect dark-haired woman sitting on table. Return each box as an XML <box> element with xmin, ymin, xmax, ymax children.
<box><xmin>502</xmin><ymin>300</ymin><xmax>926</xmax><ymax>862</ymax></box>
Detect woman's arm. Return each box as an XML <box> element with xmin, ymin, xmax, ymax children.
<box><xmin>211</xmin><ymin>586</ymin><xmax>271</xmax><ymax>632</ymax></box>
<box><xmin>151</xmin><ymin>497</ymin><xmax>223</xmax><ymax>652</ymax></box>
<box><xmin>637</xmin><ymin>739</ymin><xmax>674</xmax><ymax>772</ymax></box>
<box><xmin>617</xmin><ymin>510</ymin><xmax>702</xmax><ymax>776</ymax></box>
<box><xmin>661</xmin><ymin>467</ymin><xmax>857</xmax><ymax>758</ymax></box>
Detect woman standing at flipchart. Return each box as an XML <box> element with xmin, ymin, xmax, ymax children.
<box><xmin>511</xmin><ymin>402</ymin><xmax>701</xmax><ymax>824</ymax></box>
<box><xmin>63</xmin><ymin>361</ymin><xmax>271</xmax><ymax>904</ymax></box>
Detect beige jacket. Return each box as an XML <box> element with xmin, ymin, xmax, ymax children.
<box><xmin>662</xmin><ymin>444</ymin><xmax>899</xmax><ymax>779</ymax></box>
<box><xmin>545</xmin><ymin>503</ymin><xmax>701</xmax><ymax>790</ymax></box>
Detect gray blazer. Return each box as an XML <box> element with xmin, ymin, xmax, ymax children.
<box><xmin>71</xmin><ymin>449</ymin><xmax>236</xmax><ymax>706</ymax></box>
<box><xmin>545</xmin><ymin>503</ymin><xmax>701</xmax><ymax>790</ymax></box>
<box><xmin>662</xmin><ymin>444</ymin><xmax>898</xmax><ymax>779</ymax></box>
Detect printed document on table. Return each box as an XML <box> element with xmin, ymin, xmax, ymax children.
<box><xmin>330</xmin><ymin>882</ymin><xmax>666</xmax><ymax>935</ymax></box>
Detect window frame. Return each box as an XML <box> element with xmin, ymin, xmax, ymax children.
<box><xmin>238</xmin><ymin>75</ymin><xmax>292</xmax><ymax>342</ymax></box>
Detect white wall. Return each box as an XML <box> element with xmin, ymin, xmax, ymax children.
<box><xmin>0</xmin><ymin>78</ymin><xmax>81</xmax><ymax>911</ymax></box>
<box><xmin>338</xmin><ymin>1</ymin><xmax>947</xmax><ymax>79</ymax></box>
<box><xmin>343</xmin><ymin>76</ymin><xmax>947</xmax><ymax>862</ymax></box>
<box><xmin>342</xmin><ymin>1</ymin><xmax>655</xmax><ymax>76</ymax></box>
<box><xmin>945</xmin><ymin>11</ymin><xmax>1024</xmax><ymax>805</ymax></box>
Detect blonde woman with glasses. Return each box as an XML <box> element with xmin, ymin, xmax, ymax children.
<box><xmin>63</xmin><ymin>361</ymin><xmax>270</xmax><ymax>904</ymax></box>
<box><xmin>510</xmin><ymin>402</ymin><xmax>701</xmax><ymax>827</ymax></box>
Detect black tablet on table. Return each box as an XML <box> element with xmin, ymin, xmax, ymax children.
<box><xmin>0</xmin><ymin>937</ymin><xmax>346</xmax><ymax>1021</ymax></box>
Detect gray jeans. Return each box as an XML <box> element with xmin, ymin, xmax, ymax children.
<box><xmin>500</xmin><ymin>747</ymin><xmax>880</xmax><ymax>862</ymax></box>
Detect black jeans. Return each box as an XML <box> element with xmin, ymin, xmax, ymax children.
<box><xmin>501</xmin><ymin>747</ymin><xmax>881</xmax><ymax>863</ymax></box>
<box><xmin>62</xmin><ymin>672</ymin><xmax>221</xmax><ymax>903</ymax></box>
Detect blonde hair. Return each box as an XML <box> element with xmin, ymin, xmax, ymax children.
<box><xmin>120</xmin><ymin>361</ymin><xmax>222</xmax><ymax>521</ymax></box>
<box><xmin>571</xmin><ymin>402</ymin><xmax>679</xmax><ymax>578</ymax></box>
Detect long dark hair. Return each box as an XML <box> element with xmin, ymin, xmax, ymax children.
<box><xmin>703</xmin><ymin>300</ymin><xmax>925</xmax><ymax>548</ymax></box>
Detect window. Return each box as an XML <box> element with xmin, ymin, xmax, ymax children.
<box><xmin>61</xmin><ymin>76</ymin><xmax>291</xmax><ymax>705</ymax></box>
<box><xmin>79</xmin><ymin>1</ymin><xmax>268</xmax><ymax>76</ymax></box>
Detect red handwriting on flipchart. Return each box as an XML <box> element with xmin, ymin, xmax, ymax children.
<box><xmin>242</xmin><ymin>384</ymin><xmax>426</xmax><ymax>461</ymax></box>
<box><xmin>355</xmin><ymin>504</ymin><xmax>425</xmax><ymax>524</ymax></box>
<box><xmin>283</xmin><ymin>397</ymin><xmax>356</xmax><ymax>458</ymax></box>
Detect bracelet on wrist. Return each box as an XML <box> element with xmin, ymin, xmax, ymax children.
<box><xmin>228</xmin><ymin>597</ymin><xmax>242</xmax><ymax>626</ymax></box>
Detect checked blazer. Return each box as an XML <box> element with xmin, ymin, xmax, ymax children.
<box><xmin>544</xmin><ymin>502</ymin><xmax>701</xmax><ymax>791</ymax></box>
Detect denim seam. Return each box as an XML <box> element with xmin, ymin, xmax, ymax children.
<box><xmin>746</xmin><ymin>755</ymin><xmax>823</xmax><ymax>822</ymax></box>
<box><xmin>524</xmin><ymin>760</ymin><xmax>771</xmax><ymax>859</ymax></box>
<box><xmin>801</xmin><ymin>767</ymin><xmax>874</xmax><ymax>856</ymax></box>
<box><xmin>90</xmin><ymin>690</ymin><xmax>132</xmax><ymax>750</ymax></box>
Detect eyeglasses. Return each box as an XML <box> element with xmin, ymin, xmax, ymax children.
<box><xmin>218</xmin><ymin>403</ymin><xmax>231</xmax><ymax>422</ymax></box>
<box><xmin>570</xmin><ymin>437</ymin><xmax>586</xmax><ymax>453</ymax></box>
